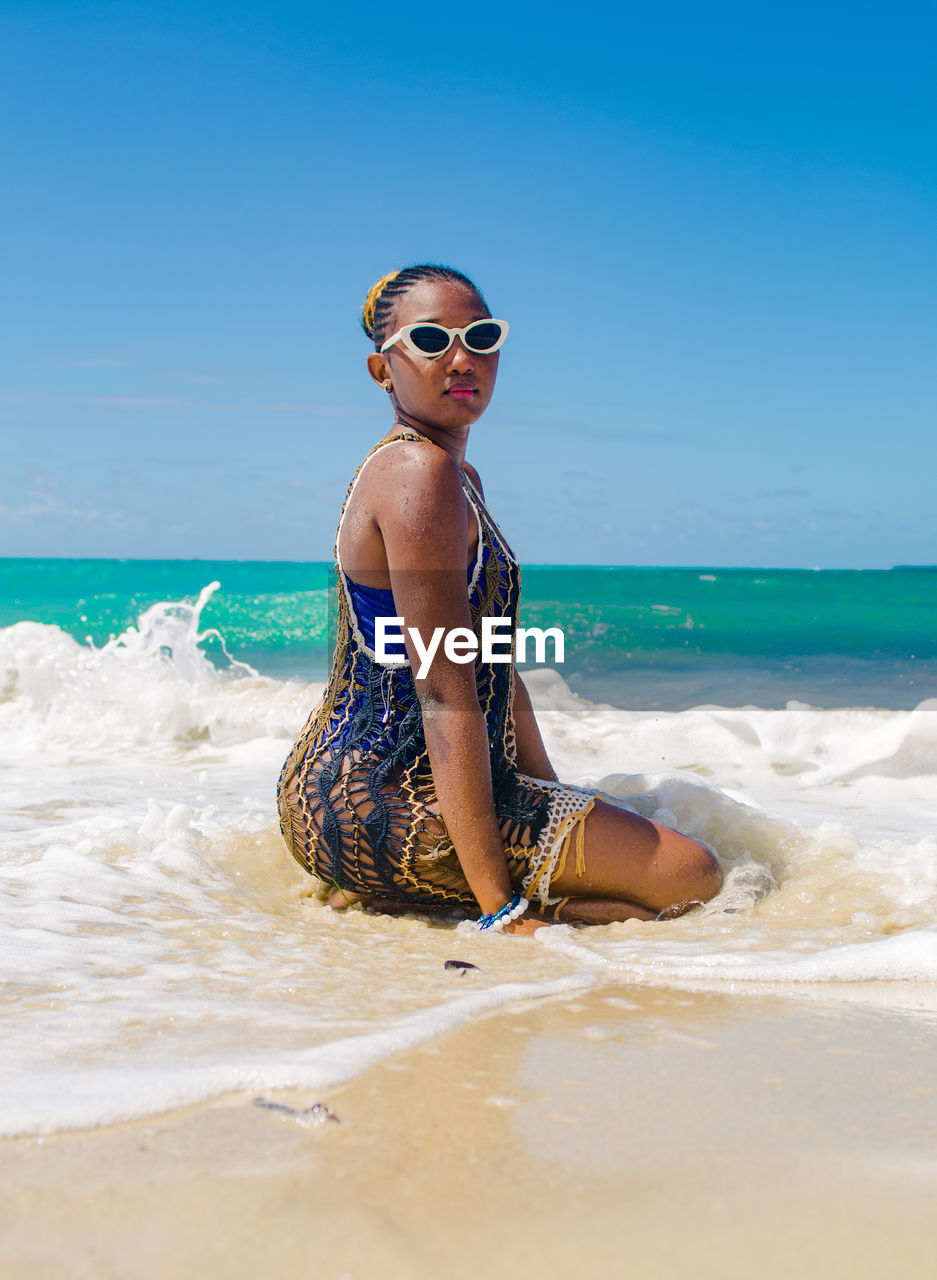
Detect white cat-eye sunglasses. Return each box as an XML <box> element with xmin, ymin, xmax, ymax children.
<box><xmin>380</xmin><ymin>319</ymin><xmax>509</xmax><ymax>359</ymax></box>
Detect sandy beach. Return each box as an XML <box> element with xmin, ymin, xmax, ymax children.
<box><xmin>3</xmin><ymin>981</ymin><xmax>935</xmax><ymax>1279</ymax></box>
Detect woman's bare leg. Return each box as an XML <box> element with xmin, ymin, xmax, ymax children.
<box><xmin>327</xmin><ymin>803</ymin><xmax>721</xmax><ymax>919</ymax></box>
<box><xmin>554</xmin><ymin>896</ymin><xmax>656</xmax><ymax>924</ymax></box>
<box><xmin>548</xmin><ymin>798</ymin><xmax>721</xmax><ymax>913</ymax></box>
<box><xmin>550</xmin><ymin>896</ymin><xmax>707</xmax><ymax>925</ymax></box>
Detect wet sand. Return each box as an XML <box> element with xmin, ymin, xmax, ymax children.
<box><xmin>2</xmin><ymin>984</ymin><xmax>936</xmax><ymax>1279</ymax></box>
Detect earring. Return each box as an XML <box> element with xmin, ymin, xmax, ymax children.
<box><xmin>383</xmin><ymin>382</ymin><xmax>393</xmax><ymax>393</ymax></box>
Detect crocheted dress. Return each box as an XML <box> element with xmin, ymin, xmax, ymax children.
<box><xmin>276</xmin><ymin>429</ymin><xmax>599</xmax><ymax>912</ymax></box>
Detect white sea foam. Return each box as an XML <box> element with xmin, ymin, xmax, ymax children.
<box><xmin>2</xmin><ymin>594</ymin><xmax>936</xmax><ymax>1136</ymax></box>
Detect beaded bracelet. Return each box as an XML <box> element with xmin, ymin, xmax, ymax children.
<box><xmin>476</xmin><ymin>892</ymin><xmax>529</xmax><ymax>933</ymax></box>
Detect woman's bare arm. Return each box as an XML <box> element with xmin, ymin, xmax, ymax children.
<box><xmin>511</xmin><ymin>670</ymin><xmax>558</xmax><ymax>781</ymax></box>
<box><xmin>375</xmin><ymin>443</ymin><xmax>515</xmax><ymax>916</ymax></box>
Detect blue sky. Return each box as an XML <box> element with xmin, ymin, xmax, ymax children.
<box><xmin>1</xmin><ymin>0</ymin><xmax>934</xmax><ymax>567</ymax></box>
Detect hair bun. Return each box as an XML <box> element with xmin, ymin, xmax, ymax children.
<box><xmin>361</xmin><ymin>270</ymin><xmax>401</xmax><ymax>339</ymax></box>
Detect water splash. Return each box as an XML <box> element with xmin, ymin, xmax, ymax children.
<box><xmin>97</xmin><ymin>581</ymin><xmax>258</xmax><ymax>682</ymax></box>
<box><xmin>0</xmin><ymin>582</ymin><xmax>311</xmax><ymax>750</ymax></box>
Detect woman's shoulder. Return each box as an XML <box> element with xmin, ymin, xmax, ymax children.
<box><xmin>360</xmin><ymin>439</ymin><xmax>486</xmax><ymax>509</ymax></box>
<box><xmin>355</xmin><ymin>433</ymin><xmax>462</xmax><ymax>491</ymax></box>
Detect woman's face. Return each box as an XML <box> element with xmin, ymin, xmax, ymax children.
<box><xmin>369</xmin><ymin>279</ymin><xmax>500</xmax><ymax>430</ymax></box>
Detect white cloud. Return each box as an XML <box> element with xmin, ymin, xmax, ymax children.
<box><xmin>0</xmin><ymin>392</ymin><xmax>360</xmax><ymax>415</ymax></box>
<box><xmin>0</xmin><ymin>485</ymin><xmax>125</xmax><ymax>526</ymax></box>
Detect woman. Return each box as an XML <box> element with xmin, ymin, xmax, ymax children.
<box><xmin>277</xmin><ymin>264</ymin><xmax>722</xmax><ymax>935</ymax></box>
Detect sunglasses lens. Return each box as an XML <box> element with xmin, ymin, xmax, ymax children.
<box><xmin>409</xmin><ymin>325</ymin><xmax>451</xmax><ymax>355</ymax></box>
<box><xmin>464</xmin><ymin>322</ymin><xmax>504</xmax><ymax>352</ymax></box>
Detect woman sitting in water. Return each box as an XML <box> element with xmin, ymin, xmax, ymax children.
<box><xmin>277</xmin><ymin>264</ymin><xmax>722</xmax><ymax>935</ymax></box>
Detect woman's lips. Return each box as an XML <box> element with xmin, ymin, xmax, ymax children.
<box><xmin>446</xmin><ymin>388</ymin><xmax>476</xmax><ymax>400</ymax></box>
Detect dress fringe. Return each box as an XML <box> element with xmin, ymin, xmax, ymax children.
<box><xmin>550</xmin><ymin>796</ymin><xmax>595</xmax><ymax>883</ymax></box>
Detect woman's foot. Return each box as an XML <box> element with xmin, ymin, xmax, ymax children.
<box><xmin>655</xmin><ymin>898</ymin><xmax>705</xmax><ymax>920</ymax></box>
<box><xmin>326</xmin><ymin>887</ymin><xmax>369</xmax><ymax>910</ymax></box>
<box><xmin>324</xmin><ymin>888</ymin><xmax>431</xmax><ymax>918</ymax></box>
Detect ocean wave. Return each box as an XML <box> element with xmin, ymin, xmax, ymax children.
<box><xmin>0</xmin><ymin>584</ymin><xmax>314</xmax><ymax>750</ymax></box>
<box><xmin>522</xmin><ymin>667</ymin><xmax>937</xmax><ymax>789</ymax></box>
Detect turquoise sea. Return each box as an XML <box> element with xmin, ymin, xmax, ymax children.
<box><xmin>1</xmin><ymin>558</ymin><xmax>934</xmax><ymax>709</ymax></box>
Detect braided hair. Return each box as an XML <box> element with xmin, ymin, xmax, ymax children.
<box><xmin>361</xmin><ymin>264</ymin><xmax>487</xmax><ymax>351</ymax></box>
